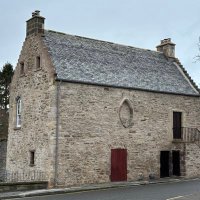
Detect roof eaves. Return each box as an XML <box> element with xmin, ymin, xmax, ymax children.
<box><xmin>55</xmin><ymin>78</ymin><xmax>200</xmax><ymax>97</ymax></box>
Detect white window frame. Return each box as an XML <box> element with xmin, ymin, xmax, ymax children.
<box><xmin>16</xmin><ymin>97</ymin><xmax>22</xmax><ymax>127</ymax></box>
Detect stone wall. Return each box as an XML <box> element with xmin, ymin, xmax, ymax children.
<box><xmin>55</xmin><ymin>82</ymin><xmax>200</xmax><ymax>186</ymax></box>
<box><xmin>6</xmin><ymin>35</ymin><xmax>56</xmax><ymax>185</ymax></box>
<box><xmin>0</xmin><ymin>139</ymin><xmax>7</xmax><ymax>175</ymax></box>
<box><xmin>0</xmin><ymin>181</ymin><xmax>48</xmax><ymax>193</ymax></box>
<box><xmin>0</xmin><ymin>109</ymin><xmax>8</xmax><ymax>139</ymax></box>
<box><xmin>185</xmin><ymin>143</ymin><xmax>200</xmax><ymax>178</ymax></box>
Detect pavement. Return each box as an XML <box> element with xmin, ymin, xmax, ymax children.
<box><xmin>0</xmin><ymin>177</ymin><xmax>200</xmax><ymax>199</ymax></box>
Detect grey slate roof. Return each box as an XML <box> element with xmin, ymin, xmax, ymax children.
<box><xmin>43</xmin><ymin>30</ymin><xmax>199</xmax><ymax>96</ymax></box>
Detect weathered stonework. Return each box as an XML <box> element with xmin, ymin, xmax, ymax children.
<box><xmin>119</xmin><ymin>98</ymin><xmax>133</xmax><ymax>128</ymax></box>
<box><xmin>185</xmin><ymin>143</ymin><xmax>200</xmax><ymax>178</ymax></box>
<box><xmin>53</xmin><ymin>82</ymin><xmax>200</xmax><ymax>186</ymax></box>
<box><xmin>6</xmin><ymin>35</ymin><xmax>56</xmax><ymax>186</ymax></box>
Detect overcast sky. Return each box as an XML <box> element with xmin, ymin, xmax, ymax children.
<box><xmin>0</xmin><ymin>0</ymin><xmax>200</xmax><ymax>85</ymax></box>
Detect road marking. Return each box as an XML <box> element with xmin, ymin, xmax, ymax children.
<box><xmin>166</xmin><ymin>196</ymin><xmax>184</xmax><ymax>200</ymax></box>
<box><xmin>166</xmin><ymin>194</ymin><xmax>193</xmax><ymax>200</ymax></box>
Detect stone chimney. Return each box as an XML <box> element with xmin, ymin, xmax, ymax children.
<box><xmin>26</xmin><ymin>10</ymin><xmax>45</xmax><ymax>37</ymax></box>
<box><xmin>156</xmin><ymin>38</ymin><xmax>175</xmax><ymax>58</ymax></box>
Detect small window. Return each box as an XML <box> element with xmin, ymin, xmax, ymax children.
<box><xmin>20</xmin><ymin>62</ymin><xmax>25</xmax><ymax>75</ymax></box>
<box><xmin>36</xmin><ymin>56</ymin><xmax>41</xmax><ymax>69</ymax></box>
<box><xmin>16</xmin><ymin>97</ymin><xmax>22</xmax><ymax>127</ymax></box>
<box><xmin>173</xmin><ymin>112</ymin><xmax>182</xmax><ymax>139</ymax></box>
<box><xmin>30</xmin><ymin>150</ymin><xmax>35</xmax><ymax>166</ymax></box>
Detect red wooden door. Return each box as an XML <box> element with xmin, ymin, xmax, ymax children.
<box><xmin>111</xmin><ymin>149</ymin><xmax>127</xmax><ymax>182</ymax></box>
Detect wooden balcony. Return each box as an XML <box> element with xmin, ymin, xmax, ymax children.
<box><xmin>173</xmin><ymin>127</ymin><xmax>200</xmax><ymax>147</ymax></box>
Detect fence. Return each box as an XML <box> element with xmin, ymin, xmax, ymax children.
<box><xmin>0</xmin><ymin>170</ymin><xmax>47</xmax><ymax>183</ymax></box>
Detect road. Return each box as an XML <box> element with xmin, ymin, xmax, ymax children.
<box><xmin>11</xmin><ymin>179</ymin><xmax>200</xmax><ymax>200</ymax></box>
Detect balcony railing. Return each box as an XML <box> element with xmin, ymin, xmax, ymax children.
<box><xmin>173</xmin><ymin>127</ymin><xmax>200</xmax><ymax>147</ymax></box>
<box><xmin>0</xmin><ymin>170</ymin><xmax>47</xmax><ymax>183</ymax></box>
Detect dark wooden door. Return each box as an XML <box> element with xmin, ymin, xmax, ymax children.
<box><xmin>160</xmin><ymin>151</ymin><xmax>170</xmax><ymax>178</ymax></box>
<box><xmin>173</xmin><ymin>112</ymin><xmax>182</xmax><ymax>139</ymax></box>
<box><xmin>111</xmin><ymin>149</ymin><xmax>127</xmax><ymax>182</ymax></box>
<box><xmin>172</xmin><ymin>151</ymin><xmax>180</xmax><ymax>176</ymax></box>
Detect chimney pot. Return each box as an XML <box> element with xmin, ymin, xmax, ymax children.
<box><xmin>32</xmin><ymin>10</ymin><xmax>40</xmax><ymax>17</ymax></box>
<box><xmin>156</xmin><ymin>38</ymin><xmax>175</xmax><ymax>57</ymax></box>
<box><xmin>35</xmin><ymin>10</ymin><xmax>40</xmax><ymax>16</ymax></box>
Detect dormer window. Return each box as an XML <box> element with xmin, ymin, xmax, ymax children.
<box><xmin>20</xmin><ymin>62</ymin><xmax>25</xmax><ymax>75</ymax></box>
<box><xmin>36</xmin><ymin>56</ymin><xmax>41</xmax><ymax>69</ymax></box>
<box><xmin>16</xmin><ymin>97</ymin><xmax>22</xmax><ymax>127</ymax></box>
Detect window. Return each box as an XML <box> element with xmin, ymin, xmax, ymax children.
<box><xmin>173</xmin><ymin>112</ymin><xmax>182</xmax><ymax>139</ymax></box>
<box><xmin>16</xmin><ymin>97</ymin><xmax>22</xmax><ymax>127</ymax></box>
<box><xmin>20</xmin><ymin>62</ymin><xmax>24</xmax><ymax>75</ymax></box>
<box><xmin>30</xmin><ymin>150</ymin><xmax>35</xmax><ymax>166</ymax></box>
<box><xmin>36</xmin><ymin>56</ymin><xmax>41</xmax><ymax>69</ymax></box>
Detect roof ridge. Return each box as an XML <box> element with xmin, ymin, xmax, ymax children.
<box><xmin>174</xmin><ymin>58</ymin><xmax>200</xmax><ymax>93</ymax></box>
<box><xmin>45</xmin><ymin>29</ymin><xmax>161</xmax><ymax>54</ymax></box>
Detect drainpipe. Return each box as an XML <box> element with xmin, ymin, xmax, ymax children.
<box><xmin>54</xmin><ymin>80</ymin><xmax>61</xmax><ymax>187</ymax></box>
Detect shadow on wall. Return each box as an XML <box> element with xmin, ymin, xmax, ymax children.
<box><xmin>0</xmin><ymin>109</ymin><xmax>8</xmax><ymax>139</ymax></box>
<box><xmin>0</xmin><ymin>109</ymin><xmax>8</xmax><ymax>175</ymax></box>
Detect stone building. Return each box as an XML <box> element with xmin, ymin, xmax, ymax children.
<box><xmin>6</xmin><ymin>11</ymin><xmax>200</xmax><ymax>187</ymax></box>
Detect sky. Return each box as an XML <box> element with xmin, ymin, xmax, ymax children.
<box><xmin>0</xmin><ymin>0</ymin><xmax>200</xmax><ymax>85</ymax></box>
